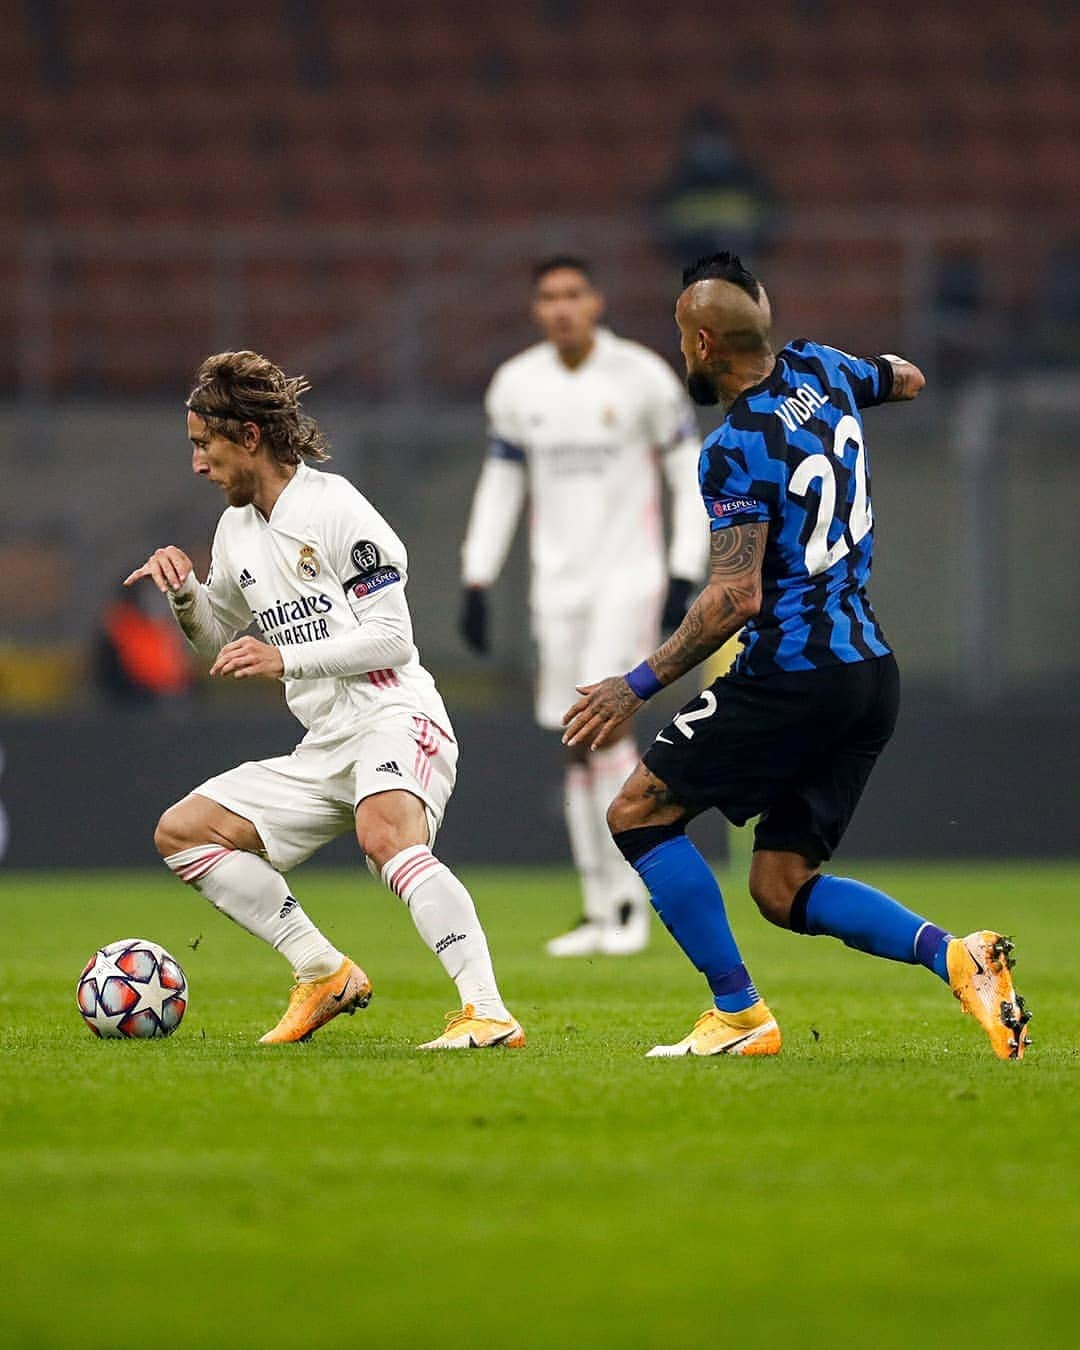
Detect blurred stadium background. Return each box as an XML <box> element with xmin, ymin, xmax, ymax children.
<box><xmin>1</xmin><ymin>0</ymin><xmax>1078</xmax><ymax>866</ymax></box>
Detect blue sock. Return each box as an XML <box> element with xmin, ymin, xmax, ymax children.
<box><xmin>793</xmin><ymin>875</ymin><xmax>952</xmax><ymax>984</ymax></box>
<box><xmin>636</xmin><ymin>837</ymin><xmax>759</xmax><ymax>1013</ymax></box>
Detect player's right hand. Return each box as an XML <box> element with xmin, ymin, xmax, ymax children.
<box><xmin>123</xmin><ymin>547</ymin><xmax>194</xmax><ymax>595</ymax></box>
<box><xmin>562</xmin><ymin>677</ymin><xmax>643</xmax><ymax>751</ymax></box>
<box><xmin>459</xmin><ymin>586</ymin><xmax>489</xmax><ymax>654</ymax></box>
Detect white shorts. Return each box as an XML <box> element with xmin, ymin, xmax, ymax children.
<box><xmin>533</xmin><ymin>597</ymin><xmax>661</xmax><ymax>731</ymax></box>
<box><xmin>193</xmin><ymin>713</ymin><xmax>457</xmax><ymax>874</ymax></box>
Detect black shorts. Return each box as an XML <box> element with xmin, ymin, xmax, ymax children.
<box><xmin>642</xmin><ymin>654</ymin><xmax>900</xmax><ymax>866</ymax></box>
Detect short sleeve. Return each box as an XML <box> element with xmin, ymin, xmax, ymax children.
<box><xmin>699</xmin><ymin>435</ymin><xmax>772</xmax><ymax>531</ymax></box>
<box><xmin>833</xmin><ymin>350</ymin><xmax>894</xmax><ymax>408</ymax></box>
<box><xmin>484</xmin><ymin>367</ymin><xmax>526</xmax><ymax>463</ymax></box>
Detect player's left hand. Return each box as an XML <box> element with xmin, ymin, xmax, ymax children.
<box><xmin>209</xmin><ymin>637</ymin><xmax>284</xmax><ymax>681</ymax></box>
<box><xmin>562</xmin><ymin>677</ymin><xmax>642</xmax><ymax>751</ymax></box>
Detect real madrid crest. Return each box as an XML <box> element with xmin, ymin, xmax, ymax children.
<box><xmin>296</xmin><ymin>545</ymin><xmax>321</xmax><ymax>580</ymax></box>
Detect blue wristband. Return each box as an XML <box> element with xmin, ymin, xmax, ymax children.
<box><xmin>625</xmin><ymin>661</ymin><xmax>662</xmax><ymax>701</ymax></box>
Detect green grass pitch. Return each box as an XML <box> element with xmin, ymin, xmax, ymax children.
<box><xmin>1</xmin><ymin>860</ymin><xmax>1078</xmax><ymax>1348</ymax></box>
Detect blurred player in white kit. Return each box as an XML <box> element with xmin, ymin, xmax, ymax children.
<box><xmin>126</xmin><ymin>350</ymin><xmax>523</xmax><ymax>1050</ymax></box>
<box><xmin>460</xmin><ymin>258</ymin><xmax>707</xmax><ymax>956</ymax></box>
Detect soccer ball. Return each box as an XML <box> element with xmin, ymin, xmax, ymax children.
<box><xmin>76</xmin><ymin>938</ymin><xmax>188</xmax><ymax>1039</ymax></box>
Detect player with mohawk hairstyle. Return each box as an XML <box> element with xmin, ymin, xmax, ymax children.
<box><xmin>565</xmin><ymin>254</ymin><xmax>1031</xmax><ymax>1061</ymax></box>
<box><xmin>126</xmin><ymin>351</ymin><xmax>523</xmax><ymax>1051</ymax></box>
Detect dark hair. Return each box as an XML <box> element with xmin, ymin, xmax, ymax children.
<box><xmin>186</xmin><ymin>350</ymin><xmax>329</xmax><ymax>464</ymax></box>
<box><xmin>532</xmin><ymin>254</ymin><xmax>593</xmax><ymax>285</ymax></box>
<box><xmin>681</xmin><ymin>251</ymin><xmax>762</xmax><ymax>303</ymax></box>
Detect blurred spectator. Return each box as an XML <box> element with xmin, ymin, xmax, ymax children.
<box><xmin>94</xmin><ymin>582</ymin><xmax>193</xmax><ymax>707</ymax></box>
<box><xmin>653</xmin><ymin>107</ymin><xmax>777</xmax><ymax>270</ymax></box>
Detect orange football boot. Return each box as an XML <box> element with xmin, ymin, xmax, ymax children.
<box><xmin>646</xmin><ymin>1001</ymin><xmax>781</xmax><ymax>1057</ymax></box>
<box><xmin>417</xmin><ymin>1004</ymin><xmax>526</xmax><ymax>1050</ymax></box>
<box><xmin>947</xmin><ymin>931</ymin><xmax>1031</xmax><ymax>1060</ymax></box>
<box><xmin>259</xmin><ymin>958</ymin><xmax>372</xmax><ymax>1044</ymax></box>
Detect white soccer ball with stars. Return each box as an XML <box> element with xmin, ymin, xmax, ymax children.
<box><xmin>76</xmin><ymin>938</ymin><xmax>188</xmax><ymax>1039</ymax></box>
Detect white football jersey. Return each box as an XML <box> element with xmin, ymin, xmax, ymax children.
<box><xmin>175</xmin><ymin>463</ymin><xmax>451</xmax><ymax>745</ymax></box>
<box><xmin>462</xmin><ymin>327</ymin><xmax>707</xmax><ymax>614</ymax></box>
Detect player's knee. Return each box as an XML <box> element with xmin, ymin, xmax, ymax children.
<box><xmin>748</xmin><ymin>854</ymin><xmax>819</xmax><ymax>928</ymax></box>
<box><xmin>607</xmin><ymin>786</ymin><xmax>674</xmax><ymax>838</ymax></box>
<box><xmin>748</xmin><ymin>873</ymin><xmax>795</xmax><ymax>927</ymax></box>
<box><xmin>355</xmin><ymin>792</ymin><xmax>430</xmax><ymax>871</ymax></box>
<box><xmin>154</xmin><ymin>807</ymin><xmax>188</xmax><ymax>859</ymax></box>
<box><xmin>606</xmin><ymin>764</ymin><xmax>684</xmax><ymax>836</ymax></box>
<box><xmin>605</xmin><ymin>789</ymin><xmax>638</xmax><ymax>837</ymax></box>
<box><xmin>358</xmin><ymin>821</ymin><xmax>402</xmax><ymax>872</ymax></box>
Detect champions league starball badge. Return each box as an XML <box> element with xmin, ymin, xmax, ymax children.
<box><xmin>351</xmin><ymin>541</ymin><xmax>380</xmax><ymax>574</ymax></box>
<box><xmin>296</xmin><ymin>545</ymin><xmax>320</xmax><ymax>580</ymax></box>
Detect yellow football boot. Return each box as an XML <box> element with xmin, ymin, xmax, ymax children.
<box><xmin>947</xmin><ymin>931</ymin><xmax>1031</xmax><ymax>1060</ymax></box>
<box><xmin>259</xmin><ymin>957</ymin><xmax>372</xmax><ymax>1044</ymax></box>
<box><xmin>646</xmin><ymin>1000</ymin><xmax>782</xmax><ymax>1057</ymax></box>
<box><xmin>417</xmin><ymin>1004</ymin><xmax>526</xmax><ymax>1050</ymax></box>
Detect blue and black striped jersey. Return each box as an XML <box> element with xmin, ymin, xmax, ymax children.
<box><xmin>700</xmin><ymin>339</ymin><xmax>896</xmax><ymax>677</ymax></box>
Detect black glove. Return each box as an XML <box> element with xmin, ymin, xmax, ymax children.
<box><xmin>661</xmin><ymin>577</ymin><xmax>695</xmax><ymax>632</ymax></box>
<box><xmin>459</xmin><ymin>587</ymin><xmax>489</xmax><ymax>654</ymax></box>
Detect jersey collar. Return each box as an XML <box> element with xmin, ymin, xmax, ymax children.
<box><xmin>548</xmin><ymin>325</ymin><xmax>612</xmax><ymax>373</ymax></box>
<box><xmin>256</xmin><ymin>461</ymin><xmax>312</xmax><ymax>530</ymax></box>
<box><xmin>725</xmin><ymin>345</ymin><xmax>790</xmax><ymax>414</ymax></box>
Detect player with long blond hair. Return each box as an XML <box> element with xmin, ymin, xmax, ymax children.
<box><xmin>127</xmin><ymin>351</ymin><xmax>523</xmax><ymax>1051</ymax></box>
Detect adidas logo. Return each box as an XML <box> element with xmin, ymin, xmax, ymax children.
<box><xmin>239</xmin><ymin>568</ymin><xmax>256</xmax><ymax>588</ymax></box>
<box><xmin>375</xmin><ymin>760</ymin><xmax>402</xmax><ymax>776</ymax></box>
<box><xmin>278</xmin><ymin>897</ymin><xmax>297</xmax><ymax>919</ymax></box>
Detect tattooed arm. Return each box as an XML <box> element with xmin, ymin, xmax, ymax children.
<box><xmin>650</xmin><ymin>522</ymin><xmax>766</xmax><ymax>684</ymax></box>
<box><xmin>562</xmin><ymin>522</ymin><xmax>767</xmax><ymax>749</ymax></box>
<box><xmin>880</xmin><ymin>354</ymin><xmax>925</xmax><ymax>402</ymax></box>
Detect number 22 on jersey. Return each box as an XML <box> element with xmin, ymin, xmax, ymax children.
<box><xmin>654</xmin><ymin>688</ymin><xmax>718</xmax><ymax>744</ymax></box>
<box><xmin>789</xmin><ymin>414</ymin><xmax>872</xmax><ymax>577</ymax></box>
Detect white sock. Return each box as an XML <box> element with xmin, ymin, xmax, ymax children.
<box><xmin>589</xmin><ymin>740</ymin><xmax>649</xmax><ymax>921</ymax></box>
<box><xmin>164</xmin><ymin>845</ymin><xmax>344</xmax><ymax>981</ymax></box>
<box><xmin>564</xmin><ymin>762</ymin><xmax>608</xmax><ymax>922</ymax></box>
<box><xmin>381</xmin><ymin>845</ymin><xmax>510</xmax><ymax>1020</ymax></box>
